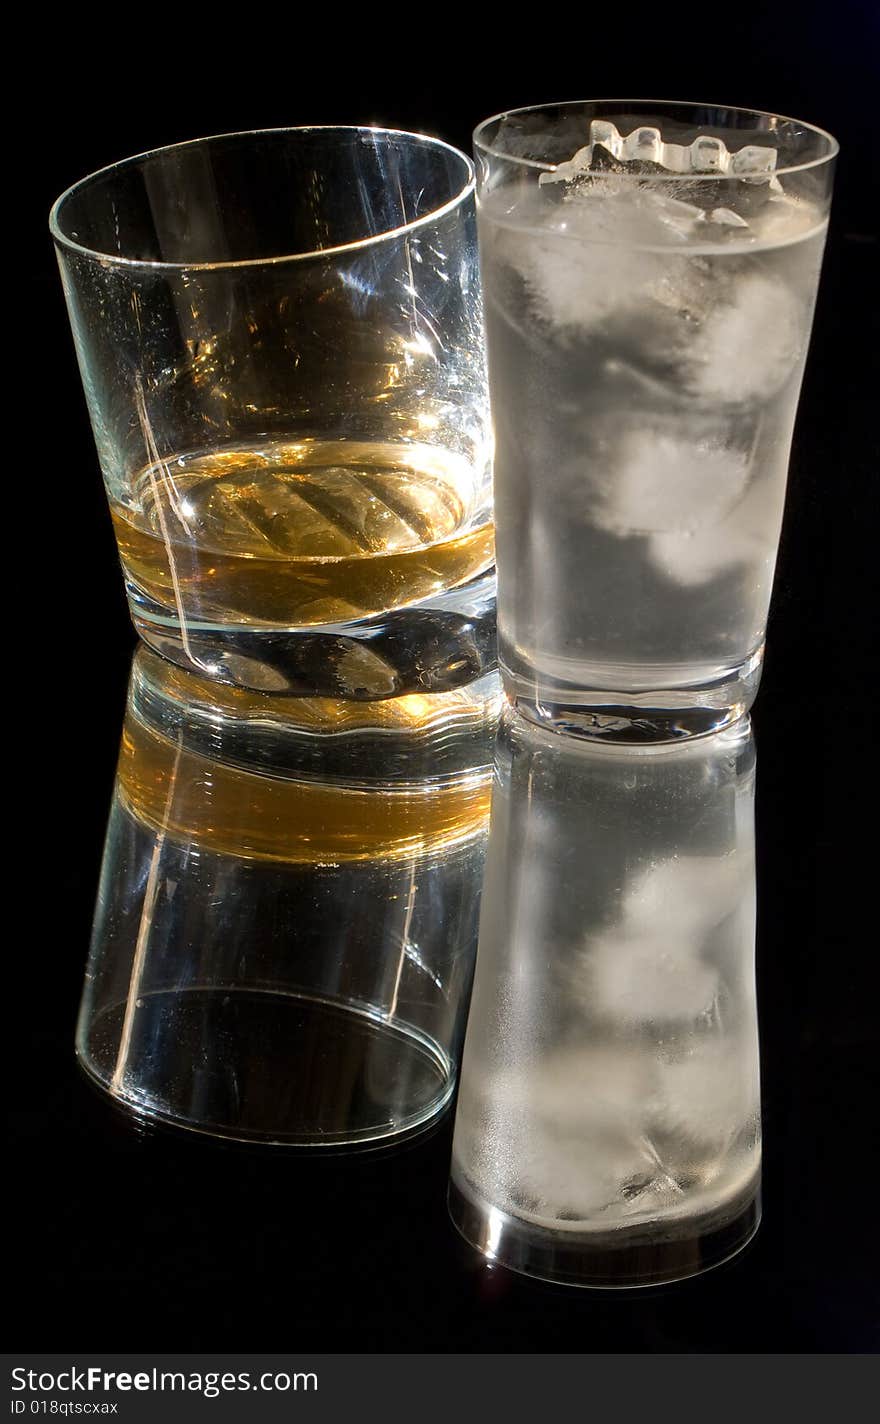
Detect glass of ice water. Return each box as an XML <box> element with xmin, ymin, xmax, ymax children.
<box><xmin>52</xmin><ymin>128</ymin><xmax>493</xmax><ymax>697</ymax></box>
<box><xmin>475</xmin><ymin>101</ymin><xmax>837</xmax><ymax>737</ymax></box>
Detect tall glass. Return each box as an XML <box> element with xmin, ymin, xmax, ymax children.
<box><xmin>79</xmin><ymin>649</ymin><xmax>500</xmax><ymax>1146</ymax></box>
<box><xmin>450</xmin><ymin>710</ymin><xmax>760</xmax><ymax>1285</ymax></box>
<box><xmin>52</xmin><ymin>128</ymin><xmax>493</xmax><ymax>697</ymax></box>
<box><xmin>474</xmin><ymin>101</ymin><xmax>836</xmax><ymax>737</ymax></box>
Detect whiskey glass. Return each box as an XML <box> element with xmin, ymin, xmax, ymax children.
<box><xmin>52</xmin><ymin>127</ymin><xmax>493</xmax><ymax>697</ymax></box>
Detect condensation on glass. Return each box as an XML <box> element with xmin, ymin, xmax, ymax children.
<box><xmin>474</xmin><ymin>101</ymin><xmax>836</xmax><ymax>738</ymax></box>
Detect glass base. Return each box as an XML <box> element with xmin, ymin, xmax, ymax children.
<box><xmin>503</xmin><ymin>647</ymin><xmax>763</xmax><ymax>742</ymax></box>
<box><xmin>448</xmin><ymin>1172</ymin><xmax>761</xmax><ymax>1288</ymax></box>
<box><xmin>129</xmin><ymin>569</ymin><xmax>497</xmax><ymax>699</ymax></box>
<box><xmin>77</xmin><ymin>987</ymin><xmax>455</xmax><ymax>1149</ymax></box>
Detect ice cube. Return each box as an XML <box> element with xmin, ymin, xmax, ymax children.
<box><xmin>589</xmin><ymin>425</ymin><xmax>752</xmax><ymax>537</ymax></box>
<box><xmin>491</xmin><ymin>185</ymin><xmax>669</xmax><ymax>332</ymax></box>
<box><xmin>648</xmin><ymin>461</ymin><xmax>782</xmax><ymax>586</ymax></box>
<box><xmin>690</xmin><ymin>136</ymin><xmax>727</xmax><ymax>173</ymax></box>
<box><xmin>755</xmin><ymin>192</ymin><xmax>823</xmax><ymax>244</ymax></box>
<box><xmin>730</xmin><ymin>145</ymin><xmax>779</xmax><ymax>179</ymax></box>
<box><xmin>489</xmin><ymin>179</ymin><xmax>715</xmax><ymax>337</ymax></box>
<box><xmin>539</xmin><ymin>120</ymin><xmax>781</xmax><ymax>183</ymax></box>
<box><xmin>642</xmin><ymin>191</ymin><xmax>707</xmax><ymax>239</ymax></box>
<box><xmin>706</xmin><ymin>207</ymin><xmax>751</xmax><ymax>228</ymax></box>
<box><xmin>552</xmin><ymin>182</ymin><xmax>709</xmax><ymax>249</ymax></box>
<box><xmin>539</xmin><ymin>142</ymin><xmax>596</xmax><ymax>186</ymax></box>
<box><xmin>687</xmin><ymin>272</ymin><xmax>806</xmax><ymax>404</ymax></box>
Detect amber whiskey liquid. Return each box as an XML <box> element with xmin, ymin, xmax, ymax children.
<box><xmin>112</xmin><ymin>438</ymin><xmax>494</xmax><ymax>629</ymax></box>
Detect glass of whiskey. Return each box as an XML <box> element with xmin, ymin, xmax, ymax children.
<box><xmin>52</xmin><ymin>128</ymin><xmax>493</xmax><ymax>696</ymax></box>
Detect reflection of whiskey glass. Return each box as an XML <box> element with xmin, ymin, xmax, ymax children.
<box><xmin>78</xmin><ymin>649</ymin><xmax>500</xmax><ymax>1146</ymax></box>
<box><xmin>52</xmin><ymin>128</ymin><xmax>493</xmax><ymax>696</ymax></box>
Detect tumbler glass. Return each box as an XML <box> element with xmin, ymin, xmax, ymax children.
<box><xmin>450</xmin><ymin>710</ymin><xmax>760</xmax><ymax>1285</ymax></box>
<box><xmin>78</xmin><ymin>649</ymin><xmax>500</xmax><ymax>1145</ymax></box>
<box><xmin>52</xmin><ymin>128</ymin><xmax>493</xmax><ymax>697</ymax></box>
<box><xmin>474</xmin><ymin>101</ymin><xmax>836</xmax><ymax>737</ymax></box>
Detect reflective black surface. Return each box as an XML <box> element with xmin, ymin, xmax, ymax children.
<box><xmin>15</xmin><ymin>12</ymin><xmax>877</xmax><ymax>1351</ymax></box>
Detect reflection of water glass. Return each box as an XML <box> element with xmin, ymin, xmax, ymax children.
<box><xmin>450</xmin><ymin>710</ymin><xmax>760</xmax><ymax>1286</ymax></box>
<box><xmin>475</xmin><ymin>100</ymin><xmax>836</xmax><ymax>737</ymax></box>
<box><xmin>52</xmin><ymin>127</ymin><xmax>493</xmax><ymax>697</ymax></box>
<box><xmin>79</xmin><ymin>650</ymin><xmax>500</xmax><ymax>1146</ymax></box>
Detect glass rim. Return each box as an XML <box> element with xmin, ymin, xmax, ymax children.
<box><xmin>473</xmin><ymin>98</ymin><xmax>839</xmax><ymax>180</ymax></box>
<box><xmin>50</xmin><ymin>124</ymin><xmax>476</xmax><ymax>272</ymax></box>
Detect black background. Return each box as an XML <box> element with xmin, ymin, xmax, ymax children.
<box><xmin>12</xmin><ymin>1</ymin><xmax>878</xmax><ymax>1352</ymax></box>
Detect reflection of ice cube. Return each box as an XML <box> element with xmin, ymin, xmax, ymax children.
<box><xmin>688</xmin><ymin>273</ymin><xmax>804</xmax><ymax>404</ymax></box>
<box><xmin>579</xmin><ymin>856</ymin><xmax>749</xmax><ymax>1026</ymax></box>
<box><xmin>590</xmin><ymin>932</ymin><xmax>720</xmax><ymax>1024</ymax></box>
<box><xmin>654</xmin><ymin>1040</ymin><xmax>760</xmax><ymax>1146</ymax></box>
<box><xmin>513</xmin><ymin>1127</ymin><xmax>650</xmax><ymax>1219</ymax></box>
<box><xmin>471</xmin><ymin>1048</ymin><xmax>663</xmax><ymax>1220</ymax></box>
<box><xmin>648</xmin><ymin>463</ymin><xmax>781</xmax><ymax>586</ymax></box>
<box><xmin>590</xmin><ymin>426</ymin><xmax>751</xmax><ymax>536</ymax></box>
<box><xmin>519</xmin><ymin>1046</ymin><xmax>652</xmax><ymax>1128</ymax></box>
